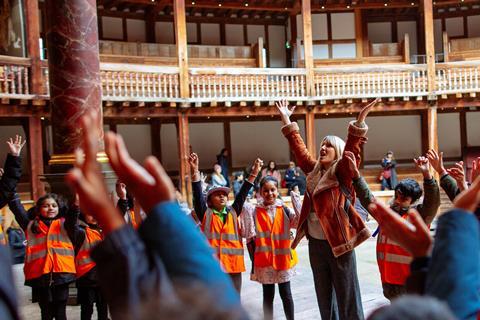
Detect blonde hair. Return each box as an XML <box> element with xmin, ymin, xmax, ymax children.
<box><xmin>320</xmin><ymin>135</ymin><xmax>345</xmax><ymax>163</ymax></box>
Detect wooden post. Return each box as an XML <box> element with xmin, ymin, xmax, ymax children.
<box><xmin>28</xmin><ymin>117</ymin><xmax>45</xmax><ymax>200</ymax></box>
<box><xmin>442</xmin><ymin>31</ymin><xmax>449</xmax><ymax>62</ymax></box>
<box><xmin>354</xmin><ymin>8</ymin><xmax>363</xmax><ymax>59</ymax></box>
<box><xmin>257</xmin><ymin>37</ymin><xmax>265</xmax><ymax>68</ymax></box>
<box><xmin>174</xmin><ymin>0</ymin><xmax>190</xmax><ymax>99</ymax></box>
<box><xmin>223</xmin><ymin>121</ymin><xmax>232</xmax><ymax>171</ymax></box>
<box><xmin>302</xmin><ymin>0</ymin><xmax>314</xmax><ymax>97</ymax></box>
<box><xmin>422</xmin><ymin>0</ymin><xmax>436</xmax><ymax>96</ymax></box>
<box><xmin>460</xmin><ymin>110</ymin><xmax>467</xmax><ymax>158</ymax></box>
<box><xmin>423</xmin><ymin>105</ymin><xmax>438</xmax><ymax>153</ymax></box>
<box><xmin>24</xmin><ymin>0</ymin><xmax>42</xmax><ymax>94</ymax></box>
<box><xmin>305</xmin><ymin>111</ymin><xmax>316</xmax><ymax>157</ymax></box>
<box><xmin>177</xmin><ymin>113</ymin><xmax>192</xmax><ymax>206</ymax></box>
<box><xmin>145</xmin><ymin>10</ymin><xmax>157</xmax><ymax>43</ymax></box>
<box><xmin>403</xmin><ymin>34</ymin><xmax>410</xmax><ymax>64</ymax></box>
<box><xmin>150</xmin><ymin>120</ymin><xmax>162</xmax><ymax>161</ymax></box>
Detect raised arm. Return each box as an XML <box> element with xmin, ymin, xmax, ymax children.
<box><xmin>345</xmin><ymin>151</ymin><xmax>376</xmax><ymax>210</ymax></box>
<box><xmin>8</xmin><ymin>194</ymin><xmax>31</xmax><ymax>231</ymax></box>
<box><xmin>189</xmin><ymin>152</ymin><xmax>207</xmax><ymax>222</ymax></box>
<box><xmin>231</xmin><ymin>158</ymin><xmax>262</xmax><ymax>214</ymax></box>
<box><xmin>63</xmin><ymin>196</ymin><xmax>86</xmax><ymax>251</ymax></box>
<box><xmin>0</xmin><ymin>136</ymin><xmax>26</xmax><ymax>205</ymax></box>
<box><xmin>414</xmin><ymin>156</ymin><xmax>440</xmax><ymax>225</ymax></box>
<box><xmin>276</xmin><ymin>100</ymin><xmax>316</xmax><ymax>173</ymax></box>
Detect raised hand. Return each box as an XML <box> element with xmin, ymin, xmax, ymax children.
<box><xmin>357</xmin><ymin>97</ymin><xmax>380</xmax><ymax>124</ymax></box>
<box><xmin>115</xmin><ymin>180</ymin><xmax>127</xmax><ymax>200</ymax></box>
<box><xmin>368</xmin><ymin>201</ymin><xmax>432</xmax><ymax>258</ymax></box>
<box><xmin>105</xmin><ymin>132</ymin><xmax>176</xmax><ymax>214</ymax></box>
<box><xmin>189</xmin><ymin>153</ymin><xmax>199</xmax><ymax>173</ymax></box>
<box><xmin>275</xmin><ymin>99</ymin><xmax>295</xmax><ymax>125</ymax></box>
<box><xmin>472</xmin><ymin>157</ymin><xmax>480</xmax><ymax>183</ymax></box>
<box><xmin>247</xmin><ymin>158</ymin><xmax>263</xmax><ymax>183</ymax></box>
<box><xmin>344</xmin><ymin>151</ymin><xmax>360</xmax><ymax>179</ymax></box>
<box><xmin>414</xmin><ymin>156</ymin><xmax>432</xmax><ymax>180</ymax></box>
<box><xmin>453</xmin><ymin>174</ymin><xmax>480</xmax><ymax>213</ymax></box>
<box><xmin>446</xmin><ymin>161</ymin><xmax>468</xmax><ymax>192</ymax></box>
<box><xmin>6</xmin><ymin>135</ymin><xmax>26</xmax><ymax>157</ymax></box>
<box><xmin>65</xmin><ymin>112</ymin><xmax>125</xmax><ymax>234</ymax></box>
<box><xmin>426</xmin><ymin>149</ymin><xmax>446</xmax><ymax>176</ymax></box>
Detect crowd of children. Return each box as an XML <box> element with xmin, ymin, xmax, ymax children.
<box><xmin>0</xmin><ymin>98</ymin><xmax>479</xmax><ymax>320</ymax></box>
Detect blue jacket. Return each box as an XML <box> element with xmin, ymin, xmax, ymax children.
<box><xmin>92</xmin><ymin>201</ymin><xmax>248</xmax><ymax>320</ymax></box>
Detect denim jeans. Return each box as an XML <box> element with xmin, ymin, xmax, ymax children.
<box><xmin>308</xmin><ymin>238</ymin><xmax>364</xmax><ymax>320</ymax></box>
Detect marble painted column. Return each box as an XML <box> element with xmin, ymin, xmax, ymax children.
<box><xmin>43</xmin><ymin>0</ymin><xmax>106</xmax><ymax>196</ymax></box>
<box><xmin>45</xmin><ymin>0</ymin><xmax>103</xmax><ymax>161</ymax></box>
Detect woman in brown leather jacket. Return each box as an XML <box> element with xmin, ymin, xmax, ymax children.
<box><xmin>275</xmin><ymin>98</ymin><xmax>379</xmax><ymax>320</ymax></box>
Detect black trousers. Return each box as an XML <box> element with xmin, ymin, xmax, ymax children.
<box><xmin>229</xmin><ymin>273</ymin><xmax>242</xmax><ymax>294</ymax></box>
<box><xmin>78</xmin><ymin>287</ymin><xmax>109</xmax><ymax>320</ymax></box>
<box><xmin>308</xmin><ymin>238</ymin><xmax>364</xmax><ymax>320</ymax></box>
<box><xmin>262</xmin><ymin>281</ymin><xmax>294</xmax><ymax>320</ymax></box>
<box><xmin>38</xmin><ymin>300</ymin><xmax>68</xmax><ymax>320</ymax></box>
<box><xmin>34</xmin><ymin>284</ymin><xmax>69</xmax><ymax>320</ymax></box>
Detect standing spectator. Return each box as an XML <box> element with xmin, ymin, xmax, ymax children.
<box><xmin>211</xmin><ymin>164</ymin><xmax>228</xmax><ymax>187</ymax></box>
<box><xmin>232</xmin><ymin>172</ymin><xmax>244</xmax><ymax>197</ymax></box>
<box><xmin>381</xmin><ymin>151</ymin><xmax>398</xmax><ymax>191</ymax></box>
<box><xmin>284</xmin><ymin>161</ymin><xmax>307</xmax><ymax>194</ymax></box>
<box><xmin>261</xmin><ymin>161</ymin><xmax>282</xmax><ymax>186</ymax></box>
<box><xmin>217</xmin><ymin>148</ymin><xmax>230</xmax><ymax>187</ymax></box>
<box><xmin>6</xmin><ymin>220</ymin><xmax>25</xmax><ymax>264</ymax></box>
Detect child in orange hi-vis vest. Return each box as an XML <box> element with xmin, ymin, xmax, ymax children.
<box><xmin>5</xmin><ymin>135</ymin><xmax>76</xmax><ymax>320</ymax></box>
<box><xmin>189</xmin><ymin>152</ymin><xmax>262</xmax><ymax>294</ymax></box>
<box><xmin>241</xmin><ymin>176</ymin><xmax>300</xmax><ymax>320</ymax></box>
<box><xmin>65</xmin><ymin>198</ymin><xmax>108</xmax><ymax>320</ymax></box>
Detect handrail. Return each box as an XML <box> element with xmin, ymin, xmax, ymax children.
<box><xmin>0</xmin><ymin>55</ymin><xmax>31</xmax><ymax>66</ymax></box>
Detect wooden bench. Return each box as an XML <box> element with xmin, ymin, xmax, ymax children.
<box><xmin>443</xmin><ymin>32</ymin><xmax>480</xmax><ymax>62</ymax></box>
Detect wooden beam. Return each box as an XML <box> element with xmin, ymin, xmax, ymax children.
<box><xmin>174</xmin><ymin>0</ymin><xmax>190</xmax><ymax>99</ymax></box>
<box><xmin>302</xmin><ymin>0</ymin><xmax>314</xmax><ymax>96</ymax></box>
<box><xmin>177</xmin><ymin>113</ymin><xmax>192</xmax><ymax>206</ymax></box>
<box><xmin>305</xmin><ymin>110</ymin><xmax>316</xmax><ymax>157</ymax></box>
<box><xmin>354</xmin><ymin>8</ymin><xmax>363</xmax><ymax>58</ymax></box>
<box><xmin>460</xmin><ymin>110</ymin><xmax>467</xmax><ymax>155</ymax></box>
<box><xmin>24</xmin><ymin>0</ymin><xmax>42</xmax><ymax>94</ymax></box>
<box><xmin>223</xmin><ymin>120</ymin><xmax>232</xmax><ymax>172</ymax></box>
<box><xmin>145</xmin><ymin>10</ymin><xmax>157</xmax><ymax>43</ymax></box>
<box><xmin>150</xmin><ymin>119</ymin><xmax>162</xmax><ymax>161</ymax></box>
<box><xmin>28</xmin><ymin>117</ymin><xmax>45</xmax><ymax>200</ymax></box>
<box><xmin>422</xmin><ymin>0</ymin><xmax>436</xmax><ymax>95</ymax></box>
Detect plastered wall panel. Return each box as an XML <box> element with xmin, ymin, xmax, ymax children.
<box><xmin>226</xmin><ymin>24</ymin><xmax>244</xmax><ymax>45</ymax></box>
<box><xmin>468</xmin><ymin>15</ymin><xmax>480</xmax><ymax>37</ymax></box>
<box><xmin>187</xmin><ymin>22</ymin><xmax>198</xmax><ymax>43</ymax></box>
<box><xmin>268</xmin><ymin>25</ymin><xmax>287</xmax><ymax>67</ymax></box>
<box><xmin>397</xmin><ymin>21</ymin><xmax>418</xmax><ymax>55</ymax></box>
<box><xmin>117</xmin><ymin>125</ymin><xmax>152</xmax><ymax>164</ymax></box>
<box><xmin>247</xmin><ymin>25</ymin><xmax>265</xmax><ymax>44</ymax></box>
<box><xmin>231</xmin><ymin>121</ymin><xmax>290</xmax><ymax>167</ymax></box>
<box><xmin>331</xmin><ymin>13</ymin><xmax>355</xmax><ymax>40</ymax></box>
<box><xmin>367</xmin><ymin>22</ymin><xmax>392</xmax><ymax>43</ymax></box>
<box><xmin>189</xmin><ymin>123</ymin><xmax>225</xmax><ymax>170</ymax></box>
<box><xmin>126</xmin><ymin>19</ymin><xmax>146</xmax><ymax>42</ymax></box>
<box><xmin>363</xmin><ymin>115</ymin><xmax>422</xmax><ymax>161</ymax></box>
<box><xmin>438</xmin><ymin>113</ymin><xmax>461</xmax><ymax>157</ymax></box>
<box><xmin>155</xmin><ymin>22</ymin><xmax>174</xmax><ymax>44</ymax></box>
<box><xmin>102</xmin><ymin>17</ymin><xmax>123</xmax><ymax>40</ymax></box>
<box><xmin>467</xmin><ymin>112</ymin><xmax>480</xmax><ymax>146</ymax></box>
<box><xmin>311</xmin><ymin>14</ymin><xmax>328</xmax><ymax>40</ymax></box>
<box><xmin>296</xmin><ymin>14</ymin><xmax>303</xmax><ymax>40</ymax></box>
<box><xmin>445</xmin><ymin>17</ymin><xmax>464</xmax><ymax>37</ymax></box>
<box><xmin>201</xmin><ymin>23</ymin><xmax>221</xmax><ymax>45</ymax></box>
<box><xmin>161</xmin><ymin>124</ymin><xmax>179</xmax><ymax>171</ymax></box>
<box><xmin>332</xmin><ymin>43</ymin><xmax>356</xmax><ymax>59</ymax></box>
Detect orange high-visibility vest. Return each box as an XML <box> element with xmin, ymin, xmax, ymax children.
<box><xmin>128</xmin><ymin>209</ymin><xmax>138</xmax><ymax>230</ymax></box>
<box><xmin>376</xmin><ymin>213</ymin><xmax>412</xmax><ymax>285</ymax></box>
<box><xmin>254</xmin><ymin>206</ymin><xmax>291</xmax><ymax>271</ymax></box>
<box><xmin>202</xmin><ymin>208</ymin><xmax>245</xmax><ymax>273</ymax></box>
<box><xmin>0</xmin><ymin>225</ymin><xmax>5</xmax><ymax>246</ymax></box>
<box><xmin>24</xmin><ymin>219</ymin><xmax>76</xmax><ymax>280</ymax></box>
<box><xmin>75</xmin><ymin>222</ymin><xmax>103</xmax><ymax>278</ymax></box>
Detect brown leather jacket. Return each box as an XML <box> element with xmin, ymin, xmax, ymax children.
<box><xmin>282</xmin><ymin>121</ymin><xmax>371</xmax><ymax>257</ymax></box>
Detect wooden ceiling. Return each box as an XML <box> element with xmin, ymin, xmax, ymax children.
<box><xmin>97</xmin><ymin>0</ymin><xmax>480</xmax><ymax>21</ymax></box>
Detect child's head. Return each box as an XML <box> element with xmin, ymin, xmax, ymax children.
<box><xmin>206</xmin><ymin>186</ymin><xmax>230</xmax><ymax>211</ymax></box>
<box><xmin>292</xmin><ymin>185</ymin><xmax>300</xmax><ymax>193</ymax></box>
<box><xmin>259</xmin><ymin>176</ymin><xmax>279</xmax><ymax>206</ymax></box>
<box><xmin>289</xmin><ymin>161</ymin><xmax>295</xmax><ymax>169</ymax></box>
<box><xmin>36</xmin><ymin>193</ymin><xmax>64</xmax><ymax>219</ymax></box>
<box><xmin>267</xmin><ymin>161</ymin><xmax>276</xmax><ymax>171</ymax></box>
<box><xmin>213</xmin><ymin>164</ymin><xmax>222</xmax><ymax>174</ymax></box>
<box><xmin>234</xmin><ymin>172</ymin><xmax>244</xmax><ymax>181</ymax></box>
<box><xmin>392</xmin><ymin>178</ymin><xmax>422</xmax><ymax>212</ymax></box>
<box><xmin>386</xmin><ymin>151</ymin><xmax>394</xmax><ymax>160</ymax></box>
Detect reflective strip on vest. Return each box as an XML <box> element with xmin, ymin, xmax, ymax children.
<box><xmin>76</xmin><ymin>227</ymin><xmax>102</xmax><ymax>278</ymax></box>
<box><xmin>201</xmin><ymin>207</ymin><xmax>245</xmax><ymax>273</ymax></box>
<box><xmin>24</xmin><ymin>247</ymin><xmax>75</xmax><ymax>262</ymax></box>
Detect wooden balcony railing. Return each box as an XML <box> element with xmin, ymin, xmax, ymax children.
<box><xmin>313</xmin><ymin>64</ymin><xmax>429</xmax><ymax>99</ymax></box>
<box><xmin>436</xmin><ymin>62</ymin><xmax>480</xmax><ymax>95</ymax></box>
<box><xmin>0</xmin><ymin>55</ymin><xmax>31</xmax><ymax>97</ymax></box>
<box><xmin>2</xmin><ymin>55</ymin><xmax>480</xmax><ymax>103</ymax></box>
<box><xmin>189</xmin><ymin>68</ymin><xmax>306</xmax><ymax>102</ymax></box>
<box><xmin>101</xmin><ymin>63</ymin><xmax>180</xmax><ymax>101</ymax></box>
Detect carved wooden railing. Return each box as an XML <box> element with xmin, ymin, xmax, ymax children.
<box><xmin>189</xmin><ymin>68</ymin><xmax>306</xmax><ymax>102</ymax></box>
<box><xmin>313</xmin><ymin>64</ymin><xmax>429</xmax><ymax>99</ymax></box>
<box><xmin>436</xmin><ymin>62</ymin><xmax>480</xmax><ymax>95</ymax></box>
<box><xmin>0</xmin><ymin>55</ymin><xmax>31</xmax><ymax>97</ymax></box>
